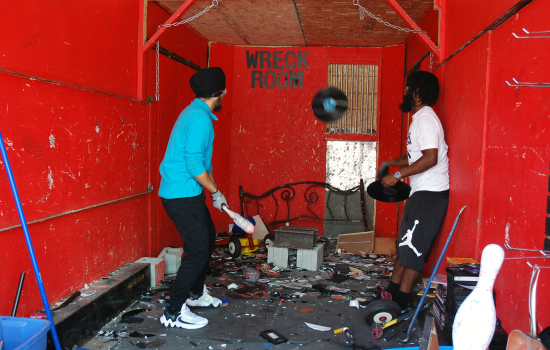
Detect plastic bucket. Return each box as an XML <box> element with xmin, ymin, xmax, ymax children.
<box><xmin>0</xmin><ymin>317</ymin><xmax>51</xmax><ymax>350</ymax></box>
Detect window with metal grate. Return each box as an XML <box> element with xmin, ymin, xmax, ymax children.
<box><xmin>326</xmin><ymin>64</ymin><xmax>379</xmax><ymax>135</ymax></box>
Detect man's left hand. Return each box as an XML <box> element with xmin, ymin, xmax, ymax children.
<box><xmin>381</xmin><ymin>174</ymin><xmax>399</xmax><ymax>188</ymax></box>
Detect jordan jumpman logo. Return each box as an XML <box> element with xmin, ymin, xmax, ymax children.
<box><xmin>399</xmin><ymin>220</ymin><xmax>422</xmax><ymax>257</ymax></box>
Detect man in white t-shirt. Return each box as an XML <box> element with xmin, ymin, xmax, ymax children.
<box><xmin>378</xmin><ymin>70</ymin><xmax>449</xmax><ymax>310</ymax></box>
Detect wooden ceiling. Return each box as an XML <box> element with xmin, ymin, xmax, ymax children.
<box><xmin>154</xmin><ymin>0</ymin><xmax>434</xmax><ymax>47</ymax></box>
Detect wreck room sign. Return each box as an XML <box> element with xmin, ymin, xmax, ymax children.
<box><xmin>246</xmin><ymin>50</ymin><xmax>309</xmax><ymax>89</ymax></box>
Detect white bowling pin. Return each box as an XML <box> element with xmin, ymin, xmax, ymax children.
<box><xmin>222</xmin><ymin>206</ymin><xmax>255</xmax><ymax>233</ymax></box>
<box><xmin>452</xmin><ymin>244</ymin><xmax>505</xmax><ymax>350</ymax></box>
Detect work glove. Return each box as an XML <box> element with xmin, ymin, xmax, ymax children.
<box><xmin>211</xmin><ymin>190</ymin><xmax>228</xmax><ymax>212</ymax></box>
<box><xmin>378</xmin><ymin>162</ymin><xmax>390</xmax><ymax>180</ymax></box>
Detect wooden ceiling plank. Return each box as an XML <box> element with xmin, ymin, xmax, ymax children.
<box><xmin>155</xmin><ymin>0</ymin><xmax>435</xmax><ymax>47</ymax></box>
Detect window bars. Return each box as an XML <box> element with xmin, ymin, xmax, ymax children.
<box><xmin>326</xmin><ymin>64</ymin><xmax>379</xmax><ymax>135</ymax></box>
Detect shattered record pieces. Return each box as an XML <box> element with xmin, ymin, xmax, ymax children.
<box><xmin>51</xmin><ymin>291</ymin><xmax>81</xmax><ymax>311</ymax></box>
<box><xmin>330</xmin><ymin>274</ymin><xmax>348</xmax><ymax>283</ymax></box>
<box><xmin>326</xmin><ymin>286</ymin><xmax>350</xmax><ymax>294</ymax></box>
<box><xmin>260</xmin><ymin>329</ymin><xmax>288</xmax><ymax>344</ymax></box>
<box><xmin>304</xmin><ymin>322</ymin><xmax>331</xmax><ymax>332</ymax></box>
<box><xmin>280</xmin><ymin>281</ymin><xmax>312</xmax><ymax>290</ymax></box>
<box><xmin>129</xmin><ymin>331</ymin><xmax>156</xmax><ymax>338</ymax></box>
<box><xmin>225</xmin><ymin>292</ymin><xmax>252</xmax><ymax>299</ymax></box>
<box><xmin>121</xmin><ymin>309</ymin><xmax>146</xmax><ymax>318</ymax></box>
<box><xmin>132</xmin><ymin>339</ymin><xmax>166</xmax><ymax>349</ymax></box>
<box><xmin>119</xmin><ymin>316</ymin><xmax>144</xmax><ymax>324</ymax></box>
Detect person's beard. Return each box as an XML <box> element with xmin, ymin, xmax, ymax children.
<box><xmin>213</xmin><ymin>96</ymin><xmax>223</xmax><ymax>111</ymax></box>
<box><xmin>399</xmin><ymin>92</ymin><xmax>415</xmax><ymax>113</ymax></box>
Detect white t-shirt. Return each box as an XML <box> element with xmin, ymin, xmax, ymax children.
<box><xmin>407</xmin><ymin>106</ymin><xmax>449</xmax><ymax>195</ymax></box>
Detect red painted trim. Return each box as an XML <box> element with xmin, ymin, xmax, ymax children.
<box><xmin>476</xmin><ymin>31</ymin><xmax>492</xmax><ymax>261</ymax></box>
<box><xmin>384</xmin><ymin>0</ymin><xmax>440</xmax><ymax>58</ymax></box>
<box><xmin>142</xmin><ymin>0</ymin><xmax>199</xmax><ymax>53</ymax></box>
<box><xmin>325</xmin><ymin>134</ymin><xmax>378</xmax><ymax>142</ymax></box>
<box><xmin>147</xmin><ymin>103</ymin><xmax>152</xmax><ymax>256</ymax></box>
<box><xmin>439</xmin><ymin>0</ymin><xmax>447</xmax><ymax>59</ymax></box>
<box><xmin>376</xmin><ymin>57</ymin><xmax>383</xmax><ymax>143</ymax></box>
<box><xmin>138</xmin><ymin>0</ymin><xmax>145</xmax><ymax>99</ymax></box>
<box><xmin>137</xmin><ymin>0</ymin><xmax>198</xmax><ymax>99</ymax></box>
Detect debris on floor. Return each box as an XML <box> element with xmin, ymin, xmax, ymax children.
<box><xmin>82</xmin><ymin>235</ymin><xmax>430</xmax><ymax>350</ymax></box>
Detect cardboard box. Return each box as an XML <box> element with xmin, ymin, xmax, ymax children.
<box><xmin>336</xmin><ymin>231</ymin><xmax>374</xmax><ymax>254</ymax></box>
<box><xmin>373</xmin><ymin>237</ymin><xmax>397</xmax><ymax>255</ymax></box>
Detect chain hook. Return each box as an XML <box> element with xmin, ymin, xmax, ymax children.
<box><xmin>354</xmin><ymin>0</ymin><xmax>429</xmax><ymax>37</ymax></box>
<box><xmin>154</xmin><ymin>0</ymin><xmax>217</xmax><ymax>102</ymax></box>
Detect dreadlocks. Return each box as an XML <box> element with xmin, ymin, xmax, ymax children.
<box><xmin>406</xmin><ymin>70</ymin><xmax>440</xmax><ymax>106</ymax></box>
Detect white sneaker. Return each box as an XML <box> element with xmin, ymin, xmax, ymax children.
<box><xmin>159</xmin><ymin>304</ymin><xmax>208</xmax><ymax>329</ymax></box>
<box><xmin>186</xmin><ymin>285</ymin><xmax>222</xmax><ymax>307</ymax></box>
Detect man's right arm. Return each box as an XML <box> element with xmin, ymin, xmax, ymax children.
<box><xmin>194</xmin><ymin>171</ymin><xmax>217</xmax><ymax>194</ymax></box>
<box><xmin>384</xmin><ymin>155</ymin><xmax>409</xmax><ymax>167</ymax></box>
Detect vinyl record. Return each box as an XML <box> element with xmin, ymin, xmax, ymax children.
<box><xmin>312</xmin><ymin>87</ymin><xmax>348</xmax><ymax>122</ymax></box>
<box><xmin>367</xmin><ymin>180</ymin><xmax>411</xmax><ymax>203</ymax></box>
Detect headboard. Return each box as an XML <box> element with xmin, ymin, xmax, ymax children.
<box><xmin>239</xmin><ymin>180</ymin><xmax>369</xmax><ymax>232</ymax></box>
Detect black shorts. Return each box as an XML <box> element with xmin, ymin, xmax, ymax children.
<box><xmin>397</xmin><ymin>190</ymin><xmax>449</xmax><ymax>272</ymax></box>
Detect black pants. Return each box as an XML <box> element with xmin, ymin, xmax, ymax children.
<box><xmin>161</xmin><ymin>193</ymin><xmax>216</xmax><ymax>311</ymax></box>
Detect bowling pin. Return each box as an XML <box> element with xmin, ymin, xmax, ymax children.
<box><xmin>453</xmin><ymin>244</ymin><xmax>505</xmax><ymax>350</ymax></box>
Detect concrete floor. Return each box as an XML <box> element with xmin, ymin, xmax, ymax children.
<box><xmin>83</xmin><ymin>252</ymin><xmax>431</xmax><ymax>350</ymax></box>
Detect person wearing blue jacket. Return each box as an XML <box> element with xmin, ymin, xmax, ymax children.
<box><xmin>158</xmin><ymin>67</ymin><xmax>228</xmax><ymax>329</ymax></box>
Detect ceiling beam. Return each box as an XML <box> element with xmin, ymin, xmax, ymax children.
<box><xmin>383</xmin><ymin>0</ymin><xmax>440</xmax><ymax>59</ymax></box>
<box><xmin>137</xmin><ymin>0</ymin><xmax>199</xmax><ymax>99</ymax></box>
<box><xmin>142</xmin><ymin>0</ymin><xmax>199</xmax><ymax>53</ymax></box>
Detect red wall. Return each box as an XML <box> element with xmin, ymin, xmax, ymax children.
<box><xmin>478</xmin><ymin>0</ymin><xmax>550</xmax><ymax>333</ymax></box>
<box><xmin>0</xmin><ymin>1</ymin><xmax>208</xmax><ymax>317</ymax></box>
<box><xmin>408</xmin><ymin>0</ymin><xmax>550</xmax><ymax>334</ymax></box>
<box><xmin>0</xmin><ymin>0</ymin><xmax>139</xmax><ymax>98</ymax></box>
<box><xmin>146</xmin><ymin>3</ymin><xmax>211</xmax><ymax>253</ymax></box>
<box><xmin>444</xmin><ymin>0</ymin><xmax>523</xmax><ymax>57</ymax></box>
<box><xmin>377</xmin><ymin>45</ymin><xmax>408</xmax><ymax>237</ymax></box>
<box><xmin>3</xmin><ymin>0</ymin><xmax>547</xmax><ymax>335</ymax></box>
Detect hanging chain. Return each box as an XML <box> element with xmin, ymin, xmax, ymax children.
<box><xmin>158</xmin><ymin>0</ymin><xmax>218</xmax><ymax>29</ymax></box>
<box><xmin>155</xmin><ymin>0</ymin><xmax>218</xmax><ymax>101</ymax></box>
<box><xmin>429</xmin><ymin>52</ymin><xmax>433</xmax><ymax>72</ymax></box>
<box><xmin>155</xmin><ymin>42</ymin><xmax>160</xmax><ymax>101</ymax></box>
<box><xmin>353</xmin><ymin>0</ymin><xmax>428</xmax><ymax>36</ymax></box>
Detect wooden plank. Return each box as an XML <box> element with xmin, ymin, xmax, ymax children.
<box><xmin>336</xmin><ymin>231</ymin><xmax>374</xmax><ymax>254</ymax></box>
<box><xmin>295</xmin><ymin>0</ymin><xmax>433</xmax><ymax>47</ymax></box>
<box><xmin>156</xmin><ymin>0</ymin><xmax>433</xmax><ymax>47</ymax></box>
<box><xmin>158</xmin><ymin>0</ymin><xmax>304</xmax><ymax>46</ymax></box>
<box><xmin>373</xmin><ymin>237</ymin><xmax>396</xmax><ymax>255</ymax></box>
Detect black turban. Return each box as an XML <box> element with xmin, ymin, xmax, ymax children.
<box><xmin>190</xmin><ymin>67</ymin><xmax>226</xmax><ymax>98</ymax></box>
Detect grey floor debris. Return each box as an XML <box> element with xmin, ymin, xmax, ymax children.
<box><xmin>83</xmin><ymin>241</ymin><xmax>429</xmax><ymax>350</ymax></box>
